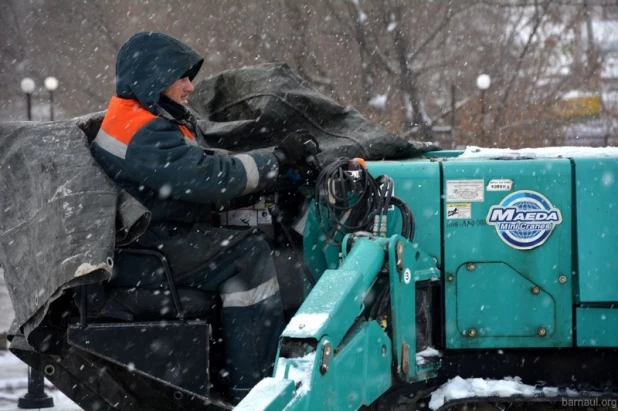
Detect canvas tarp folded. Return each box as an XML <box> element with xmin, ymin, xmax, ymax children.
<box><xmin>0</xmin><ymin>115</ymin><xmax>150</xmax><ymax>345</ymax></box>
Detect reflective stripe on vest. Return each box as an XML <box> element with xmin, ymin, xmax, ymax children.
<box><xmin>94</xmin><ymin>96</ymin><xmax>195</xmax><ymax>159</ymax></box>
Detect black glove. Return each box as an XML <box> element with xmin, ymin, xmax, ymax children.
<box><xmin>273</xmin><ymin>130</ymin><xmax>320</xmax><ymax>169</ymax></box>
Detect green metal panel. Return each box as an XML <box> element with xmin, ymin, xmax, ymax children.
<box><xmin>368</xmin><ymin>161</ymin><xmax>442</xmax><ymax>264</ymax></box>
<box><xmin>386</xmin><ymin>235</ymin><xmax>440</xmax><ymax>382</ymax></box>
<box><xmin>455</xmin><ymin>262</ymin><xmax>555</xmax><ymax>342</ymax></box>
<box><xmin>424</xmin><ymin>150</ymin><xmax>464</xmax><ymax>158</ymax></box>
<box><xmin>329</xmin><ymin>322</ymin><xmax>393</xmax><ymax>408</ymax></box>
<box><xmin>303</xmin><ymin>206</ymin><xmax>342</xmax><ymax>284</ymax></box>
<box><xmin>283</xmin><ymin>238</ymin><xmax>386</xmax><ymax>347</ymax></box>
<box><xmin>274</xmin><ymin>322</ymin><xmax>393</xmax><ymax>410</ymax></box>
<box><xmin>443</xmin><ymin>159</ymin><xmax>573</xmax><ymax>348</ymax></box>
<box><xmin>576</xmin><ymin>307</ymin><xmax>618</xmax><ymax>347</ymax></box>
<box><xmin>240</xmin><ymin>322</ymin><xmax>393</xmax><ymax>410</ymax></box>
<box><xmin>574</xmin><ymin>158</ymin><xmax>618</xmax><ymax>303</ymax></box>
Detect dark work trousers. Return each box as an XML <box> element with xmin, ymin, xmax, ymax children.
<box><xmin>110</xmin><ymin>223</ymin><xmax>285</xmax><ymax>396</ymax></box>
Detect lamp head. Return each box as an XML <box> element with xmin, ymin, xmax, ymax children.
<box><xmin>21</xmin><ymin>78</ymin><xmax>35</xmax><ymax>94</ymax></box>
<box><xmin>44</xmin><ymin>76</ymin><xmax>59</xmax><ymax>91</ymax></box>
<box><xmin>476</xmin><ymin>74</ymin><xmax>491</xmax><ymax>91</ymax></box>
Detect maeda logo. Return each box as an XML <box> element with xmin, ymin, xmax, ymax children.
<box><xmin>486</xmin><ymin>190</ymin><xmax>562</xmax><ymax>250</ymax></box>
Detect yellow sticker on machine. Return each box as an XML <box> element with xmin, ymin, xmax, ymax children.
<box><xmin>446</xmin><ymin>203</ymin><xmax>472</xmax><ymax>219</ymax></box>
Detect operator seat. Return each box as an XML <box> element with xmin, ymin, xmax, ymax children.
<box><xmin>88</xmin><ymin>248</ymin><xmax>220</xmax><ymax>323</ymax></box>
<box><xmin>68</xmin><ymin>247</ymin><xmax>218</xmax><ymax>398</ymax></box>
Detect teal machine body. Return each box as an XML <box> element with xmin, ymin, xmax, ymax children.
<box><xmin>239</xmin><ymin>150</ymin><xmax>618</xmax><ymax>410</ymax></box>
<box><xmin>370</xmin><ymin>152</ymin><xmax>618</xmax><ymax>350</ymax></box>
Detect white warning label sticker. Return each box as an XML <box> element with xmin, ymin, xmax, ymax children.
<box><xmin>446</xmin><ymin>203</ymin><xmax>472</xmax><ymax>219</ymax></box>
<box><xmin>446</xmin><ymin>180</ymin><xmax>484</xmax><ymax>202</ymax></box>
<box><xmin>487</xmin><ymin>179</ymin><xmax>513</xmax><ymax>191</ymax></box>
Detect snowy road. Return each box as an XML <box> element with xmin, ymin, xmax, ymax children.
<box><xmin>0</xmin><ymin>268</ymin><xmax>14</xmax><ymax>339</ymax></box>
<box><xmin>0</xmin><ymin>270</ymin><xmax>81</xmax><ymax>410</ymax></box>
<box><xmin>0</xmin><ymin>351</ymin><xmax>82</xmax><ymax>411</ymax></box>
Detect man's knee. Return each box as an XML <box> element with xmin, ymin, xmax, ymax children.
<box><xmin>225</xmin><ymin>234</ymin><xmax>274</xmax><ymax>275</ymax></box>
<box><xmin>236</xmin><ymin>232</ymin><xmax>272</xmax><ymax>259</ymax></box>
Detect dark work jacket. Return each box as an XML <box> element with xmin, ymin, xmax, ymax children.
<box><xmin>91</xmin><ymin>32</ymin><xmax>279</xmax><ymax>224</ymax></box>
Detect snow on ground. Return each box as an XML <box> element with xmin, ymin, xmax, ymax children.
<box><xmin>428</xmin><ymin>376</ymin><xmax>562</xmax><ymax>410</ymax></box>
<box><xmin>460</xmin><ymin>146</ymin><xmax>618</xmax><ymax>159</ymax></box>
<box><xmin>0</xmin><ymin>269</ymin><xmax>15</xmax><ymax>337</ymax></box>
<box><xmin>0</xmin><ymin>351</ymin><xmax>21</xmax><ymax>367</ymax></box>
<box><xmin>0</xmin><ymin>351</ymin><xmax>82</xmax><ymax>410</ymax></box>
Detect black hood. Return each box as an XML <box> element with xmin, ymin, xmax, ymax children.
<box><xmin>115</xmin><ymin>32</ymin><xmax>203</xmax><ymax>111</ymax></box>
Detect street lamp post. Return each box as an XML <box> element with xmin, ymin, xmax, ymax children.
<box><xmin>44</xmin><ymin>77</ymin><xmax>59</xmax><ymax>121</ymax></box>
<box><xmin>20</xmin><ymin>78</ymin><xmax>36</xmax><ymax>121</ymax></box>
<box><xmin>476</xmin><ymin>74</ymin><xmax>491</xmax><ymax>145</ymax></box>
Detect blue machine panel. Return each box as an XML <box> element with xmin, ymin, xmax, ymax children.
<box><xmin>443</xmin><ymin>159</ymin><xmax>573</xmax><ymax>348</ymax></box>
<box><xmin>456</xmin><ymin>262</ymin><xmax>556</xmax><ymax>341</ymax></box>
<box><xmin>574</xmin><ymin>158</ymin><xmax>618</xmax><ymax>303</ymax></box>
<box><xmin>576</xmin><ymin>307</ymin><xmax>618</xmax><ymax>347</ymax></box>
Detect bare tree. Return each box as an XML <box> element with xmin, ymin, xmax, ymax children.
<box><xmin>0</xmin><ymin>0</ymin><xmax>613</xmax><ymax>149</ymax></box>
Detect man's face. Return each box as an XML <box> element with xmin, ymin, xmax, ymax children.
<box><xmin>162</xmin><ymin>77</ymin><xmax>194</xmax><ymax>105</ymax></box>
